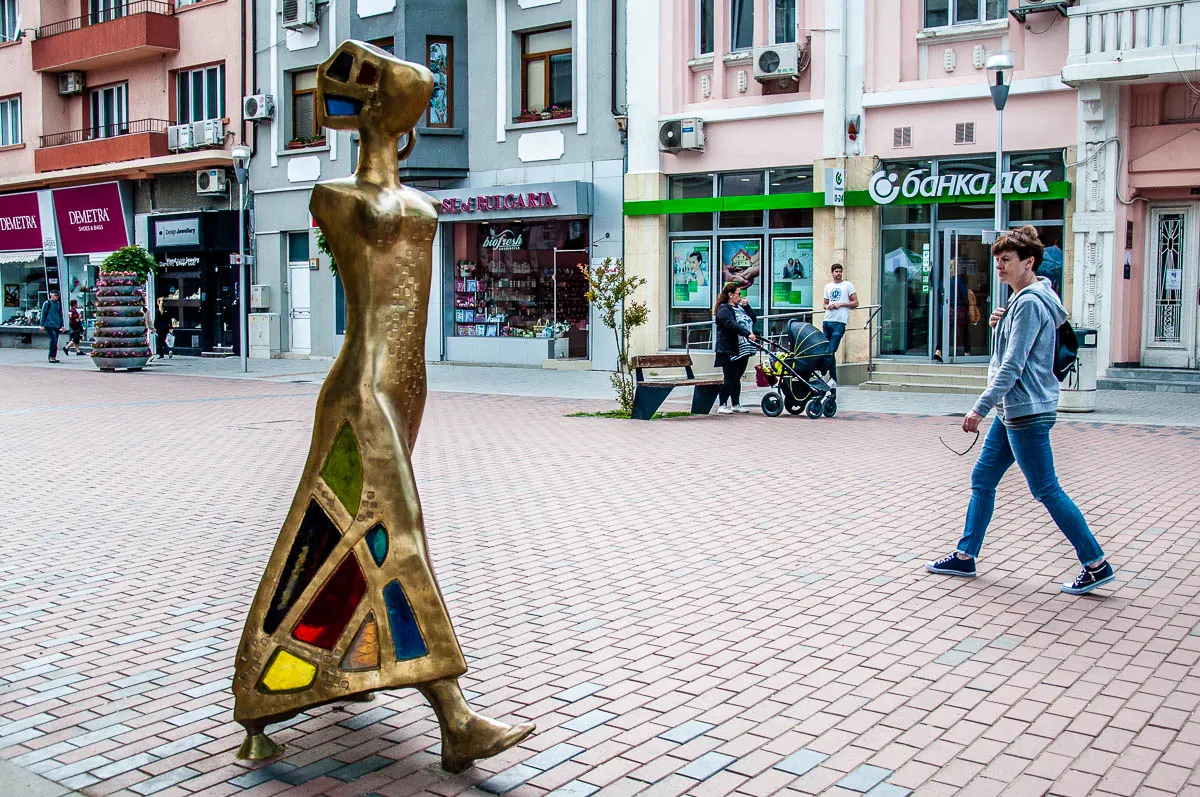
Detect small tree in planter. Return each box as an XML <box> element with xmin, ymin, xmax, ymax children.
<box><xmin>579</xmin><ymin>258</ymin><xmax>648</xmax><ymax>414</ymax></box>
<box><xmin>91</xmin><ymin>245</ymin><xmax>157</xmax><ymax>372</ymax></box>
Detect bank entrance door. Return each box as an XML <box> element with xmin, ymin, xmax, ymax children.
<box><xmin>936</xmin><ymin>229</ymin><xmax>994</xmax><ymax>363</ymax></box>
<box><xmin>1142</xmin><ymin>205</ymin><xmax>1198</xmax><ymax>369</ymax></box>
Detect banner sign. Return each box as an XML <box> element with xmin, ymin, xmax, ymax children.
<box><xmin>0</xmin><ymin>192</ymin><xmax>42</xmax><ymax>252</ymax></box>
<box><xmin>868</xmin><ymin>167</ymin><xmax>1053</xmax><ymax>205</ymax></box>
<box><xmin>153</xmin><ymin>217</ymin><xmax>201</xmax><ymax>248</ymax></box>
<box><xmin>52</xmin><ymin>182</ymin><xmax>129</xmax><ymax>256</ymax></box>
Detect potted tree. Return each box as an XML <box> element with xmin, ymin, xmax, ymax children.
<box><xmin>91</xmin><ymin>245</ymin><xmax>157</xmax><ymax>372</ymax></box>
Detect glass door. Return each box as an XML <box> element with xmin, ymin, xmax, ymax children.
<box><xmin>1142</xmin><ymin>206</ymin><xmax>1197</xmax><ymax>369</ymax></box>
<box><xmin>90</xmin><ymin>84</ymin><xmax>128</xmax><ymax>139</ymax></box>
<box><xmin>936</xmin><ymin>229</ymin><xmax>994</xmax><ymax>363</ymax></box>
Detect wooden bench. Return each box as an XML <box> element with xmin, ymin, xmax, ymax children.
<box><xmin>630</xmin><ymin>354</ymin><xmax>723</xmax><ymax>420</ymax></box>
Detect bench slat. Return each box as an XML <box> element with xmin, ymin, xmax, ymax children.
<box><xmin>632</xmin><ymin>354</ymin><xmax>693</xmax><ymax>369</ymax></box>
<box><xmin>637</xmin><ymin>378</ymin><xmax>722</xmax><ymax>387</ymax></box>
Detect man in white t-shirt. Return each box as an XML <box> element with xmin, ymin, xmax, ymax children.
<box><xmin>822</xmin><ymin>263</ymin><xmax>858</xmax><ymax>354</ymax></box>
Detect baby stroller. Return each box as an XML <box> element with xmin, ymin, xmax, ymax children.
<box><xmin>753</xmin><ymin>319</ymin><xmax>838</xmax><ymax>418</ymax></box>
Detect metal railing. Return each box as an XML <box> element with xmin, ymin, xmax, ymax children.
<box><xmin>39</xmin><ymin>118</ymin><xmax>171</xmax><ymax>148</ymax></box>
<box><xmin>1068</xmin><ymin>0</ymin><xmax>1196</xmax><ymax>59</ymax></box>
<box><xmin>36</xmin><ymin>0</ymin><xmax>176</xmax><ymax>39</ymax></box>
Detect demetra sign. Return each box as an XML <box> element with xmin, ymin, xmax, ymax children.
<box><xmin>52</xmin><ymin>182</ymin><xmax>129</xmax><ymax>256</ymax></box>
<box><xmin>868</xmin><ymin>167</ymin><xmax>1054</xmax><ymax>205</ymax></box>
<box><xmin>0</xmin><ymin>191</ymin><xmax>43</xmax><ymax>252</ymax></box>
<box><xmin>441</xmin><ymin>192</ymin><xmax>557</xmax><ymax>214</ymax></box>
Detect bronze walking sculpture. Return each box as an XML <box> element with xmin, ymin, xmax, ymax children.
<box><xmin>232</xmin><ymin>41</ymin><xmax>535</xmax><ymax>773</ymax></box>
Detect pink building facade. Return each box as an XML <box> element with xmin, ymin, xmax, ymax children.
<box><xmin>0</xmin><ymin>0</ymin><xmax>251</xmax><ymax>357</ymax></box>
<box><xmin>624</xmin><ymin>0</ymin><xmax>1200</xmax><ymax>384</ymax></box>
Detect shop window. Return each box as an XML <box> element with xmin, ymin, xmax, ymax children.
<box><xmin>426</xmin><ymin>38</ymin><xmax>453</xmax><ymax>128</ymax></box>
<box><xmin>370</xmin><ymin>37</ymin><xmax>395</xmax><ymax>55</ymax></box>
<box><xmin>291</xmin><ymin>69</ymin><xmax>320</xmax><ymax>146</ymax></box>
<box><xmin>449</xmin><ymin>220</ymin><xmax>590</xmax><ymax>350</ymax></box>
<box><xmin>90</xmin><ymin>83</ymin><xmax>128</xmax><ymax>139</ymax></box>
<box><xmin>923</xmin><ymin>0</ymin><xmax>1006</xmax><ymax>28</ymax></box>
<box><xmin>1</xmin><ymin>262</ymin><xmax>45</xmax><ymax>326</ymax></box>
<box><xmin>1025</xmin><ymin>224</ymin><xmax>1064</xmax><ymax>298</ymax></box>
<box><xmin>730</xmin><ymin>0</ymin><xmax>754</xmax><ymax>50</ymax></box>
<box><xmin>937</xmin><ymin>157</ymin><xmax>994</xmax><ymax>223</ymax></box>
<box><xmin>0</xmin><ymin>0</ymin><xmax>17</xmax><ymax>42</ymax></box>
<box><xmin>718</xmin><ymin>171</ymin><xmax>764</xmax><ymax>229</ymax></box>
<box><xmin>698</xmin><ymin>0</ymin><xmax>714</xmax><ymax>56</ymax></box>
<box><xmin>765</xmin><ymin>234</ymin><xmax>813</xmax><ymax>342</ymax></box>
<box><xmin>176</xmin><ymin>64</ymin><xmax>226</xmax><ymax>126</ymax></box>
<box><xmin>520</xmin><ymin>27</ymin><xmax>572</xmax><ymax>117</ymax></box>
<box><xmin>768</xmin><ymin>168</ymin><xmax>813</xmax><ymax>229</ymax></box>
<box><xmin>0</xmin><ymin>95</ymin><xmax>20</xmax><ymax>146</ymax></box>
<box><xmin>773</xmin><ymin>0</ymin><xmax>796</xmax><ymax>44</ymax></box>
<box><xmin>668</xmin><ymin>173</ymin><xmax>715</xmax><ymax>233</ymax></box>
<box><xmin>879</xmin><ymin>229</ymin><xmax>933</xmax><ymax>357</ymax></box>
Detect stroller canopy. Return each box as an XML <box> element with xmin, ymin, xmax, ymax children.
<box><xmin>786</xmin><ymin>320</ymin><xmax>833</xmax><ymax>374</ymax></box>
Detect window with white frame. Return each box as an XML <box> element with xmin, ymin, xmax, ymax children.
<box><xmin>90</xmin><ymin>83</ymin><xmax>128</xmax><ymax>139</ymax></box>
<box><xmin>730</xmin><ymin>0</ymin><xmax>753</xmax><ymax>50</ymax></box>
<box><xmin>698</xmin><ymin>0</ymin><xmax>713</xmax><ymax>56</ymax></box>
<box><xmin>773</xmin><ymin>0</ymin><xmax>796</xmax><ymax>44</ymax></box>
<box><xmin>924</xmin><ymin>0</ymin><xmax>1006</xmax><ymax>29</ymax></box>
<box><xmin>0</xmin><ymin>95</ymin><xmax>20</xmax><ymax>146</ymax></box>
<box><xmin>176</xmin><ymin>65</ymin><xmax>225</xmax><ymax>125</ymax></box>
<box><xmin>0</xmin><ymin>0</ymin><xmax>18</xmax><ymax>42</ymax></box>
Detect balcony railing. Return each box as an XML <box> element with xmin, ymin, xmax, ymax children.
<box><xmin>39</xmin><ymin>118</ymin><xmax>171</xmax><ymax>149</ymax></box>
<box><xmin>1064</xmin><ymin>0</ymin><xmax>1200</xmax><ymax>83</ymax></box>
<box><xmin>36</xmin><ymin>0</ymin><xmax>175</xmax><ymax>39</ymax></box>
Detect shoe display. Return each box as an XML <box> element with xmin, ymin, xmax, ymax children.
<box><xmin>1061</xmin><ymin>561</ymin><xmax>1115</xmax><ymax>595</ymax></box>
<box><xmin>925</xmin><ymin>552</ymin><xmax>976</xmax><ymax>578</ymax></box>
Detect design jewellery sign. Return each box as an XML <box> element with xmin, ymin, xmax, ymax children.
<box><xmin>441</xmin><ymin>191</ymin><xmax>557</xmax><ymax>214</ymax></box>
<box><xmin>868</xmin><ymin>167</ymin><xmax>1054</xmax><ymax>205</ymax></box>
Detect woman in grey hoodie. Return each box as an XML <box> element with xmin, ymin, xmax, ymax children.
<box><xmin>926</xmin><ymin>226</ymin><xmax>1114</xmax><ymax>595</ymax></box>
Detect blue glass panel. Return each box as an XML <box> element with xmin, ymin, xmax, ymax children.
<box><xmin>326</xmin><ymin>96</ymin><xmax>363</xmax><ymax>117</ymax></box>
<box><xmin>365</xmin><ymin>524</ymin><xmax>388</xmax><ymax>567</ymax></box>
<box><xmin>383</xmin><ymin>580</ymin><xmax>427</xmax><ymax>661</ymax></box>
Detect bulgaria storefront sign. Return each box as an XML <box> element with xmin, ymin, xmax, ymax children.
<box><xmin>868</xmin><ymin>167</ymin><xmax>1054</xmax><ymax>205</ymax></box>
<box><xmin>0</xmin><ymin>191</ymin><xmax>43</xmax><ymax>253</ymax></box>
<box><xmin>51</xmin><ymin>182</ymin><xmax>130</xmax><ymax>256</ymax></box>
<box><xmin>441</xmin><ymin>191</ymin><xmax>556</xmax><ymax>214</ymax></box>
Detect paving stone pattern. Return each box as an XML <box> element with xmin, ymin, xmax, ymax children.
<box><xmin>1</xmin><ymin>366</ymin><xmax>1200</xmax><ymax>797</ymax></box>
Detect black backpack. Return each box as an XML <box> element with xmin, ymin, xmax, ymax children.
<box><xmin>1006</xmin><ymin>295</ymin><xmax>1078</xmax><ymax>382</ymax></box>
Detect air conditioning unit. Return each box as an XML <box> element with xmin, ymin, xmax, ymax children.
<box><xmin>196</xmin><ymin>169</ymin><xmax>228</xmax><ymax>195</ymax></box>
<box><xmin>658</xmin><ymin>118</ymin><xmax>704</xmax><ymax>153</ymax></box>
<box><xmin>57</xmin><ymin>71</ymin><xmax>85</xmax><ymax>96</ymax></box>
<box><xmin>167</xmin><ymin>123</ymin><xmax>193</xmax><ymax>151</ymax></box>
<box><xmin>753</xmin><ymin>43</ymin><xmax>801</xmax><ymax>82</ymax></box>
<box><xmin>242</xmin><ymin>94</ymin><xmax>275</xmax><ymax>121</ymax></box>
<box><xmin>281</xmin><ymin>0</ymin><xmax>316</xmax><ymax>29</ymax></box>
<box><xmin>190</xmin><ymin>118</ymin><xmax>225</xmax><ymax>148</ymax></box>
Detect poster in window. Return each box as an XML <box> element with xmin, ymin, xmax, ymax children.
<box><xmin>3</xmin><ymin>285</ymin><xmax>18</xmax><ymax>308</ymax></box>
<box><xmin>427</xmin><ymin>39</ymin><xmax>451</xmax><ymax>127</ymax></box>
<box><xmin>719</xmin><ymin>237</ymin><xmax>762</xmax><ymax>308</ymax></box>
<box><xmin>670</xmin><ymin>240</ymin><xmax>712</xmax><ymax>309</ymax></box>
<box><xmin>770</xmin><ymin>237</ymin><xmax>813</xmax><ymax>309</ymax></box>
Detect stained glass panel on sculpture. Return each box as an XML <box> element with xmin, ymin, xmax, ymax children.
<box><xmin>291</xmin><ymin>554</ymin><xmax>368</xmax><ymax>650</ymax></box>
<box><xmin>258</xmin><ymin>648</ymin><xmax>317</xmax><ymax>694</ymax></box>
<box><xmin>384</xmin><ymin>580</ymin><xmax>428</xmax><ymax>661</ymax></box>
<box><xmin>321</xmin><ymin>423</ymin><xmax>363</xmax><ymax>517</ymax></box>
<box><xmin>365</xmin><ymin>524</ymin><xmax>388</xmax><ymax>566</ymax></box>
<box><xmin>341</xmin><ymin>614</ymin><xmax>381</xmax><ymax>671</ymax></box>
<box><xmin>264</xmin><ymin>500</ymin><xmax>341</xmax><ymax>634</ymax></box>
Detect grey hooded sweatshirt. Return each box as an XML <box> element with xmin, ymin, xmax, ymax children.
<box><xmin>972</xmin><ymin>277</ymin><xmax>1067</xmax><ymax>422</ymax></box>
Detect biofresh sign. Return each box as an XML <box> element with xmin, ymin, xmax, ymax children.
<box><xmin>481</xmin><ymin>229</ymin><xmax>524</xmax><ymax>251</ymax></box>
<box><xmin>441</xmin><ymin>191</ymin><xmax>557</xmax><ymax>214</ymax></box>
<box><xmin>868</xmin><ymin>167</ymin><xmax>1054</xmax><ymax>205</ymax></box>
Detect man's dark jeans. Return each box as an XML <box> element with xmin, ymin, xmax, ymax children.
<box><xmin>45</xmin><ymin>327</ymin><xmax>60</xmax><ymax>360</ymax></box>
<box><xmin>822</xmin><ymin>321</ymin><xmax>847</xmax><ymax>353</ymax></box>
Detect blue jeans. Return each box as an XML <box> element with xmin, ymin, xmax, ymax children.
<box><xmin>957</xmin><ymin>417</ymin><xmax>1105</xmax><ymax>566</ymax></box>
<box><xmin>45</xmin><ymin>327</ymin><xmax>60</xmax><ymax>360</ymax></box>
<box><xmin>822</xmin><ymin>321</ymin><xmax>846</xmax><ymax>353</ymax></box>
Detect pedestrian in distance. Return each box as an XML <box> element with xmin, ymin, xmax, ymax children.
<box><xmin>821</xmin><ymin>263</ymin><xmax>858</xmax><ymax>355</ymax></box>
<box><xmin>713</xmin><ymin>281</ymin><xmax>757</xmax><ymax>415</ymax></box>
<box><xmin>926</xmin><ymin>226</ymin><xmax>1115</xmax><ymax>596</ymax></box>
<box><xmin>40</xmin><ymin>290</ymin><xmax>65</xmax><ymax>363</ymax></box>
<box><xmin>154</xmin><ymin>296</ymin><xmax>174</xmax><ymax>359</ymax></box>
<box><xmin>63</xmin><ymin>299</ymin><xmax>83</xmax><ymax>355</ymax></box>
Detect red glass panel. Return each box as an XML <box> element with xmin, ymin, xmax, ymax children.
<box><xmin>291</xmin><ymin>553</ymin><xmax>367</xmax><ymax>650</ymax></box>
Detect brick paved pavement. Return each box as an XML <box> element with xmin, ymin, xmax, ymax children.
<box><xmin>2</xmin><ymin>365</ymin><xmax>1200</xmax><ymax>797</ymax></box>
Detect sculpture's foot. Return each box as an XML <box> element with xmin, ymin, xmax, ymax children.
<box><xmin>419</xmin><ymin>679</ymin><xmax>535</xmax><ymax>774</ymax></box>
<box><xmin>440</xmin><ymin>715</ymin><xmax>536</xmax><ymax>774</ymax></box>
<box><xmin>237</xmin><ymin>730</ymin><xmax>285</xmax><ymax>761</ymax></box>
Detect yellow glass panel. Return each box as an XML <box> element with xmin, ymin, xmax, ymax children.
<box><xmin>259</xmin><ymin>649</ymin><xmax>317</xmax><ymax>693</ymax></box>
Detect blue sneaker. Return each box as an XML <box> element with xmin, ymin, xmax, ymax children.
<box><xmin>1061</xmin><ymin>561</ymin><xmax>1115</xmax><ymax>595</ymax></box>
<box><xmin>925</xmin><ymin>552</ymin><xmax>977</xmax><ymax>578</ymax></box>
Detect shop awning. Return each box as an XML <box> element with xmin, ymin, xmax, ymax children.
<box><xmin>0</xmin><ymin>250</ymin><xmax>42</xmax><ymax>264</ymax></box>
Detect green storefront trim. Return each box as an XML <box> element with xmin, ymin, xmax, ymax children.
<box><xmin>623</xmin><ymin>181</ymin><xmax>1072</xmax><ymax>217</ymax></box>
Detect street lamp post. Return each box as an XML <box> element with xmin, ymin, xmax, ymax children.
<box><xmin>232</xmin><ymin>145</ymin><xmax>252</xmax><ymax>374</ymax></box>
<box><xmin>985</xmin><ymin>50</ymin><xmax>1014</xmax><ymax>245</ymax></box>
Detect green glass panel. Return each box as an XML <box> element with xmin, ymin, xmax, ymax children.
<box><xmin>321</xmin><ymin>422</ymin><xmax>362</xmax><ymax>517</ymax></box>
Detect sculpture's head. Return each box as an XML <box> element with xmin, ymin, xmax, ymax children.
<box><xmin>316</xmin><ymin>40</ymin><xmax>434</xmax><ymax>140</ymax></box>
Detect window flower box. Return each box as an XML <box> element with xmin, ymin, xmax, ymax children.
<box><xmin>286</xmin><ymin>136</ymin><xmax>326</xmax><ymax>150</ymax></box>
